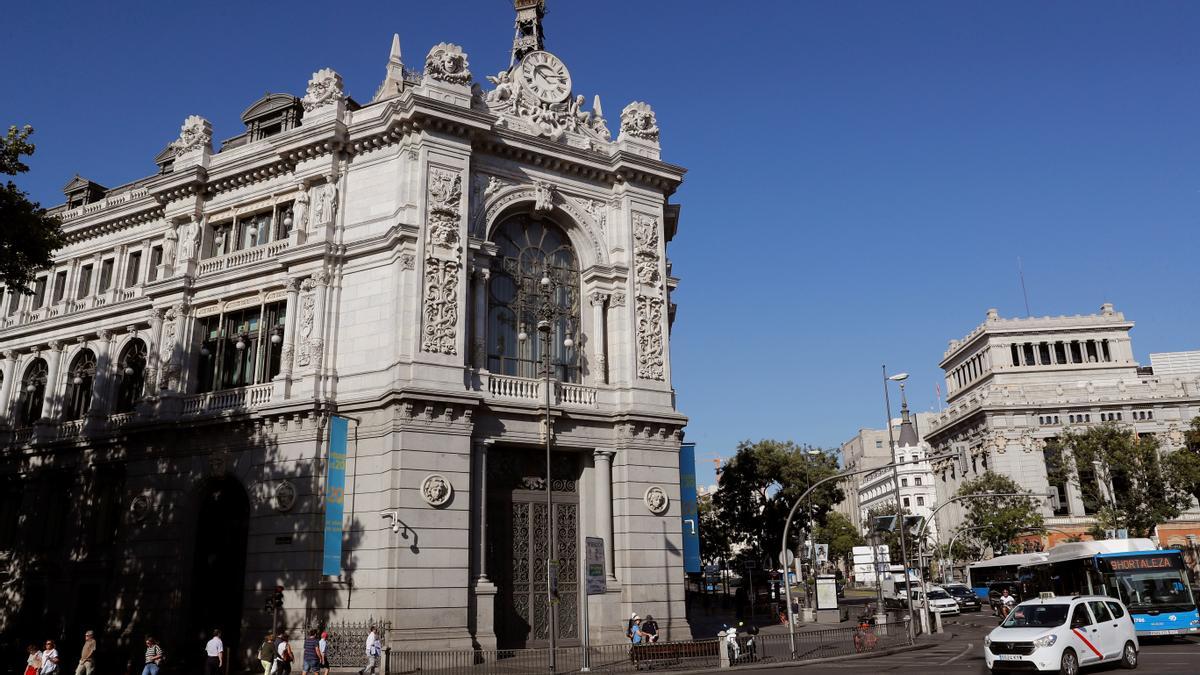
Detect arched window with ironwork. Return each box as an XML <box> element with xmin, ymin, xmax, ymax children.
<box><xmin>63</xmin><ymin>349</ymin><xmax>97</xmax><ymax>421</ymax></box>
<box><xmin>114</xmin><ymin>339</ymin><xmax>148</xmax><ymax>413</ymax></box>
<box><xmin>19</xmin><ymin>358</ymin><xmax>48</xmax><ymax>426</ymax></box>
<box><xmin>487</xmin><ymin>215</ymin><xmax>580</xmax><ymax>382</ymax></box>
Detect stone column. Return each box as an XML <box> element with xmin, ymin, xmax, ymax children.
<box><xmin>594</xmin><ymin>449</ymin><xmax>616</xmax><ymax>579</ymax></box>
<box><xmin>89</xmin><ymin>330</ymin><xmax>115</xmax><ymax>419</ymax></box>
<box><xmin>472</xmin><ymin>439</ymin><xmax>498</xmax><ymax>649</ymax></box>
<box><xmin>471</xmin><ymin>266</ymin><xmax>490</xmax><ymax>370</ymax></box>
<box><xmin>144</xmin><ymin>308</ymin><xmax>165</xmax><ymax>396</ymax></box>
<box><xmin>41</xmin><ymin>341</ymin><xmax>63</xmax><ymax>421</ymax></box>
<box><xmin>0</xmin><ymin>350</ymin><xmax>17</xmax><ymax>423</ymax></box>
<box><xmin>277</xmin><ymin>278</ymin><xmax>300</xmax><ymax>398</ymax></box>
<box><xmin>589</xmin><ymin>292</ymin><xmax>609</xmax><ymax>384</ymax></box>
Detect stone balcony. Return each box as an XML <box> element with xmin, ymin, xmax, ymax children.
<box><xmin>0</xmin><ymin>285</ymin><xmax>146</xmax><ymax>331</ymax></box>
<box><xmin>484</xmin><ymin>372</ymin><xmax>598</xmax><ymax>408</ymax></box>
<box><xmin>196</xmin><ymin>240</ymin><xmax>290</xmax><ymax>276</ymax></box>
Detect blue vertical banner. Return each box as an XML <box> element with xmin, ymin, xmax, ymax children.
<box><xmin>322</xmin><ymin>416</ymin><xmax>349</xmax><ymax>576</ymax></box>
<box><xmin>679</xmin><ymin>442</ymin><xmax>701</xmax><ymax>574</ymax></box>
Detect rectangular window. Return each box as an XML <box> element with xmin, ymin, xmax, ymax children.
<box><xmin>208</xmin><ymin>221</ymin><xmax>233</xmax><ymax>258</ymax></box>
<box><xmin>125</xmin><ymin>251</ymin><xmax>142</xmax><ymax>287</ymax></box>
<box><xmin>1023</xmin><ymin>343</ymin><xmax>1036</xmax><ymax>366</ymax></box>
<box><xmin>275</xmin><ymin>201</ymin><xmax>294</xmax><ymax>239</ymax></box>
<box><xmin>1070</xmin><ymin>341</ymin><xmax>1083</xmax><ymax>364</ymax></box>
<box><xmin>98</xmin><ymin>259</ymin><xmax>114</xmax><ymax>292</ymax></box>
<box><xmin>148</xmin><ymin>246</ymin><xmax>163</xmax><ymax>281</ymax></box>
<box><xmin>875</xmin><ymin>440</ymin><xmax>883</xmax><ymax>448</ymax></box>
<box><xmin>903</xmin><ymin>497</ymin><xmax>910</xmax><ymax>507</ymax></box>
<box><xmin>900</xmin><ymin>478</ymin><xmax>908</xmax><ymax>487</ymax></box>
<box><xmin>1010</xmin><ymin>344</ymin><xmax>1020</xmax><ymax>367</ymax></box>
<box><xmin>1038</xmin><ymin>343</ymin><xmax>1052</xmax><ymax>365</ymax></box>
<box><xmin>32</xmin><ymin>277</ymin><xmax>47</xmax><ymax>309</ymax></box>
<box><xmin>1085</xmin><ymin>340</ymin><xmax>1099</xmax><ymax>363</ymax></box>
<box><xmin>1101</xmin><ymin>340</ymin><xmax>1112</xmax><ymax>362</ymax></box>
<box><xmin>917</xmin><ymin>496</ymin><xmax>925</xmax><ymax>507</ymax></box>
<box><xmin>1054</xmin><ymin>342</ymin><xmax>1067</xmax><ymax>364</ymax></box>
<box><xmin>196</xmin><ymin>300</ymin><xmax>288</xmax><ymax>393</ymax></box>
<box><xmin>52</xmin><ymin>270</ymin><xmax>67</xmax><ymax>303</ymax></box>
<box><xmin>914</xmin><ymin>477</ymin><xmax>922</xmax><ymax>486</ymax></box>
<box><xmin>76</xmin><ymin>265</ymin><xmax>93</xmax><ymax>299</ymax></box>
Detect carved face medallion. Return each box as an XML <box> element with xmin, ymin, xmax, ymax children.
<box><xmin>520</xmin><ymin>51</ymin><xmax>571</xmax><ymax>104</ymax></box>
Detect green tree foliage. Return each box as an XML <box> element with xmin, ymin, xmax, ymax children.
<box><xmin>0</xmin><ymin>125</ymin><xmax>64</xmax><ymax>294</ymax></box>
<box><xmin>1165</xmin><ymin>416</ymin><xmax>1200</xmax><ymax>507</ymax></box>
<box><xmin>1060</xmin><ymin>423</ymin><xmax>1195</xmax><ymax>538</ymax></box>
<box><xmin>697</xmin><ymin>492</ymin><xmax>732</xmax><ymax>565</ymax></box>
<box><xmin>955</xmin><ymin>470</ymin><xmax>1045</xmax><ymax>554</ymax></box>
<box><xmin>711</xmin><ymin>440</ymin><xmax>843</xmax><ymax>568</ymax></box>
<box><xmin>814</xmin><ymin>510</ymin><xmax>863</xmax><ymax>568</ymax></box>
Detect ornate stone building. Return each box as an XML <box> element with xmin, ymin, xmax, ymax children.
<box><xmin>926</xmin><ymin>306</ymin><xmax>1200</xmax><ymax>551</ymax></box>
<box><xmin>0</xmin><ymin>4</ymin><xmax>688</xmax><ymax>663</ymax></box>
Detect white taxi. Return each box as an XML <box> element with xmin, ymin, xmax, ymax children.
<box><xmin>985</xmin><ymin>594</ymin><xmax>1138</xmax><ymax>674</ymax></box>
<box><xmin>912</xmin><ymin>585</ymin><xmax>961</xmax><ymax>616</ymax></box>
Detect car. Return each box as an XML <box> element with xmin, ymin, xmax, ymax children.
<box><xmin>943</xmin><ymin>583</ymin><xmax>983</xmax><ymax>612</ymax></box>
<box><xmin>912</xmin><ymin>586</ymin><xmax>961</xmax><ymax>616</ymax></box>
<box><xmin>984</xmin><ymin>595</ymin><xmax>1139</xmax><ymax>674</ymax></box>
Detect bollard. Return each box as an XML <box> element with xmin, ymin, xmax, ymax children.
<box><xmin>383</xmin><ymin>646</ymin><xmax>391</xmax><ymax>674</ymax></box>
<box><xmin>933</xmin><ymin>610</ymin><xmax>944</xmax><ymax>634</ymax></box>
<box><xmin>717</xmin><ymin>631</ymin><xmax>730</xmax><ymax>669</ymax></box>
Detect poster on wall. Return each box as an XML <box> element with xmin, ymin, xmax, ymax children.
<box><xmin>585</xmin><ymin>537</ymin><xmax>607</xmax><ymax>595</ymax></box>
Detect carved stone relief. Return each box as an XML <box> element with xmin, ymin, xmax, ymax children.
<box><xmin>636</xmin><ymin>293</ymin><xmax>665</xmax><ymax>381</ymax></box>
<box><xmin>619</xmin><ymin>102</ymin><xmax>660</xmax><ymax>142</ymax></box>
<box><xmin>424</xmin><ymin>43</ymin><xmax>471</xmax><ymax>85</ymax></box>
<box><xmin>644</xmin><ymin>486</ymin><xmax>669</xmax><ymax>515</ymax></box>
<box><xmin>421</xmin><ymin>168</ymin><xmax>464</xmax><ymax>355</ymax></box>
<box><xmin>633</xmin><ymin>213</ymin><xmax>665</xmax><ymax>381</ymax></box>
<box><xmin>311</xmin><ymin>182</ymin><xmax>339</xmax><ymax>232</ymax></box>
<box><xmin>274</xmin><ymin>481</ymin><xmax>297</xmax><ymax>512</ymax></box>
<box><xmin>633</xmin><ymin>213</ymin><xmax>662</xmax><ymax>288</ymax></box>
<box><xmin>296</xmin><ymin>279</ymin><xmax>317</xmax><ymax>367</ymax></box>
<box><xmin>172</xmin><ymin>115</ymin><xmax>212</xmax><ymax>156</ymax></box>
<box><xmin>421</xmin><ymin>474</ymin><xmax>453</xmax><ymax>507</ymax></box>
<box><xmin>302</xmin><ymin>68</ymin><xmax>345</xmax><ymax>112</ymax></box>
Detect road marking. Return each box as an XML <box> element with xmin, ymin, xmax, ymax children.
<box><xmin>938</xmin><ymin>642</ymin><xmax>974</xmax><ymax>665</ymax></box>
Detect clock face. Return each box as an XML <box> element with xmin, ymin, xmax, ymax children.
<box><xmin>520</xmin><ymin>51</ymin><xmax>572</xmax><ymax>104</ymax></box>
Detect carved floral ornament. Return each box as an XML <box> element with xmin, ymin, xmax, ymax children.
<box><xmin>425</xmin><ymin>43</ymin><xmax>471</xmax><ymax>85</ymax></box>
<box><xmin>644</xmin><ymin>486</ymin><xmax>669</xmax><ymax>515</ymax></box>
<box><xmin>129</xmin><ymin>493</ymin><xmax>151</xmax><ymax>524</ymax></box>
<box><xmin>421</xmin><ymin>474</ymin><xmax>453</xmax><ymax>507</ymax></box>
<box><xmin>172</xmin><ymin>115</ymin><xmax>212</xmax><ymax>157</ymax></box>
<box><xmin>619</xmin><ymin>102</ymin><xmax>660</xmax><ymax>142</ymax></box>
<box><xmin>302</xmin><ymin>68</ymin><xmax>345</xmax><ymax>112</ymax></box>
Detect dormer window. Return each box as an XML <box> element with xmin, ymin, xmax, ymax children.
<box><xmin>240</xmin><ymin>93</ymin><xmax>304</xmax><ymax>142</ymax></box>
<box><xmin>62</xmin><ymin>175</ymin><xmax>107</xmax><ymax>208</ymax></box>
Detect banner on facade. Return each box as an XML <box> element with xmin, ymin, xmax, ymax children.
<box><xmin>322</xmin><ymin>415</ymin><xmax>349</xmax><ymax>576</ymax></box>
<box><xmin>679</xmin><ymin>442</ymin><xmax>701</xmax><ymax>574</ymax></box>
<box><xmin>585</xmin><ymin>537</ymin><xmax>607</xmax><ymax>595</ymax></box>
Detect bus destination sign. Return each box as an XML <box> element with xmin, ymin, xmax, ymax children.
<box><xmin>1099</xmin><ymin>555</ymin><xmax>1181</xmax><ymax>573</ymax></box>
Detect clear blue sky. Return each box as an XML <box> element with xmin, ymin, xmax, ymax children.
<box><xmin>7</xmin><ymin>2</ymin><xmax>1199</xmax><ymax>489</ymax></box>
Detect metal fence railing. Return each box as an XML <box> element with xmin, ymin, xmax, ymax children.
<box><xmin>385</xmin><ymin>621</ymin><xmax>911</xmax><ymax>674</ymax></box>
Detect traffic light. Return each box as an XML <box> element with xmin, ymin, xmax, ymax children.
<box><xmin>265</xmin><ymin>586</ymin><xmax>284</xmax><ymax>613</ymax></box>
<box><xmin>903</xmin><ymin>515</ymin><xmax>924</xmax><ymax>534</ymax></box>
<box><xmin>872</xmin><ymin>515</ymin><xmax>897</xmax><ymax>533</ymax></box>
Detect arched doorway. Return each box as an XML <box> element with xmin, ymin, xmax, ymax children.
<box><xmin>187</xmin><ymin>477</ymin><xmax>250</xmax><ymax>667</ymax></box>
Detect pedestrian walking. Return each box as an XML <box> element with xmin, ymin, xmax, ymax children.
<box><xmin>641</xmin><ymin>615</ymin><xmax>659</xmax><ymax>643</ymax></box>
<box><xmin>258</xmin><ymin>634</ymin><xmax>275</xmax><ymax>675</ymax></box>
<box><xmin>317</xmin><ymin>632</ymin><xmax>329</xmax><ymax>675</ymax></box>
<box><xmin>142</xmin><ymin>637</ymin><xmax>163</xmax><ymax>675</ymax></box>
<box><xmin>301</xmin><ymin>631</ymin><xmax>319</xmax><ymax>675</ymax></box>
<box><xmin>274</xmin><ymin>633</ymin><xmax>294</xmax><ymax>675</ymax></box>
<box><xmin>204</xmin><ymin>629</ymin><xmax>224</xmax><ymax>675</ymax></box>
<box><xmin>358</xmin><ymin>626</ymin><xmax>380</xmax><ymax>675</ymax></box>
<box><xmin>40</xmin><ymin>640</ymin><xmax>60</xmax><ymax>675</ymax></box>
<box><xmin>75</xmin><ymin>631</ymin><xmax>96</xmax><ymax>675</ymax></box>
<box><xmin>24</xmin><ymin>645</ymin><xmax>42</xmax><ymax>675</ymax></box>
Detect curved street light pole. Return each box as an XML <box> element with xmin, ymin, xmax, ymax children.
<box><xmin>780</xmin><ymin>453</ymin><xmax>955</xmax><ymax>657</ymax></box>
<box><xmin>914</xmin><ymin>492</ymin><xmax>1053</xmax><ymax>634</ymax></box>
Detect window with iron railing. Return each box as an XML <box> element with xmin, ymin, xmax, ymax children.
<box><xmin>196</xmin><ymin>301</ymin><xmax>286</xmax><ymax>393</ymax></box>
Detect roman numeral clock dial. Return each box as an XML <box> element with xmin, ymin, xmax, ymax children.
<box><xmin>519</xmin><ymin>51</ymin><xmax>572</xmax><ymax>104</ymax></box>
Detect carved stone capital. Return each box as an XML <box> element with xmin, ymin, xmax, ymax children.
<box><xmin>151</xmin><ymin>308</ymin><xmax>166</xmax><ymax>321</ymax></box>
<box><xmin>99</xmin><ymin>329</ymin><xmax>114</xmax><ymax>342</ymax></box>
<box><xmin>311</xmin><ymin>270</ymin><xmax>330</xmax><ymax>286</ymax></box>
<box><xmin>285</xmin><ymin>278</ymin><xmax>299</xmax><ymax>292</ymax></box>
<box><xmin>3</xmin><ymin>349</ymin><xmax>17</xmax><ymax>361</ymax></box>
<box><xmin>589</xmin><ymin>291</ymin><xmax>610</xmax><ymax>307</ymax></box>
<box><xmin>593</xmin><ymin>449</ymin><xmax>615</xmax><ymax>463</ymax></box>
<box><xmin>47</xmin><ymin>340</ymin><xmax>62</xmax><ymax>352</ymax></box>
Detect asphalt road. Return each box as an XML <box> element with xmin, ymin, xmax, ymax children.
<box><xmin>729</xmin><ymin>610</ymin><xmax>1200</xmax><ymax>674</ymax></box>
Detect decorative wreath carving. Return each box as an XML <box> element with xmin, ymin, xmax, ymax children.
<box><xmin>421</xmin><ymin>474</ymin><xmax>453</xmax><ymax>507</ymax></box>
<box><xmin>644</xmin><ymin>486</ymin><xmax>669</xmax><ymax>515</ymax></box>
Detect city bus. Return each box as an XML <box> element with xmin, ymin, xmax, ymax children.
<box><xmin>965</xmin><ymin>552</ymin><xmax>1047</xmax><ymax>600</ymax></box>
<box><xmin>1019</xmin><ymin>538</ymin><xmax>1199</xmax><ymax>636</ymax></box>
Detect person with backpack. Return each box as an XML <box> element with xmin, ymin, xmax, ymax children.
<box><xmin>274</xmin><ymin>633</ymin><xmax>294</xmax><ymax>675</ymax></box>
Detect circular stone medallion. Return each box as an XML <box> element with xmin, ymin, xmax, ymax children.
<box><xmin>274</xmin><ymin>480</ymin><xmax>297</xmax><ymax>512</ymax></box>
<box><xmin>421</xmin><ymin>474</ymin><xmax>453</xmax><ymax>507</ymax></box>
<box><xmin>644</xmin><ymin>486</ymin><xmax>669</xmax><ymax>515</ymax></box>
<box><xmin>129</xmin><ymin>494</ymin><xmax>150</xmax><ymax>523</ymax></box>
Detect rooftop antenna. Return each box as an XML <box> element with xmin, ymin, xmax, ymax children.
<box><xmin>1018</xmin><ymin>257</ymin><xmax>1031</xmax><ymax>317</ymax></box>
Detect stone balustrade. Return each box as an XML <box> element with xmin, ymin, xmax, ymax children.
<box><xmin>486</xmin><ymin>373</ymin><xmax>597</xmax><ymax>407</ymax></box>
<box><xmin>180</xmin><ymin>383</ymin><xmax>274</xmax><ymax>415</ymax></box>
<box><xmin>197</xmin><ymin>240</ymin><xmax>290</xmax><ymax>276</ymax></box>
<box><xmin>57</xmin><ymin>419</ymin><xmax>85</xmax><ymax>440</ymax></box>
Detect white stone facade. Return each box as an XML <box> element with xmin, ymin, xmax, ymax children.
<box><xmin>925</xmin><ymin>306</ymin><xmax>1200</xmax><ymax>548</ymax></box>
<box><xmin>0</xmin><ymin>16</ymin><xmax>688</xmax><ymax>664</ymax></box>
<box><xmin>836</xmin><ymin>411</ymin><xmax>935</xmax><ymax>535</ymax></box>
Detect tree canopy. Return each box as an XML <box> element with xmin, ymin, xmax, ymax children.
<box><xmin>955</xmin><ymin>470</ymin><xmax>1045</xmax><ymax>554</ymax></box>
<box><xmin>1060</xmin><ymin>423</ymin><xmax>1196</xmax><ymax>538</ymax></box>
<box><xmin>711</xmin><ymin>439</ymin><xmax>843</xmax><ymax>568</ymax></box>
<box><xmin>697</xmin><ymin>492</ymin><xmax>732</xmax><ymax>565</ymax></box>
<box><xmin>814</xmin><ymin>511</ymin><xmax>864</xmax><ymax>569</ymax></box>
<box><xmin>0</xmin><ymin>125</ymin><xmax>64</xmax><ymax>294</ymax></box>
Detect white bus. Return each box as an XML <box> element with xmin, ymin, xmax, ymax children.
<box><xmin>965</xmin><ymin>552</ymin><xmax>1048</xmax><ymax>600</ymax></box>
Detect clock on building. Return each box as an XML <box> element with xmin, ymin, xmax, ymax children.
<box><xmin>519</xmin><ymin>51</ymin><xmax>572</xmax><ymax>104</ymax></box>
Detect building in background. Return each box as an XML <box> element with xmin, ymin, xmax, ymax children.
<box><xmin>853</xmin><ymin>400</ymin><xmax>938</xmax><ymax>547</ymax></box>
<box><xmin>0</xmin><ymin>3</ymin><xmax>689</xmax><ymax>663</ymax></box>
<box><xmin>836</xmin><ymin>410</ymin><xmax>935</xmax><ymax>535</ymax></box>
<box><xmin>925</xmin><ymin>305</ymin><xmax>1200</xmax><ymax>550</ymax></box>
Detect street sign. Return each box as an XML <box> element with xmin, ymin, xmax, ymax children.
<box><xmin>585</xmin><ymin>537</ymin><xmax>607</xmax><ymax>595</ymax></box>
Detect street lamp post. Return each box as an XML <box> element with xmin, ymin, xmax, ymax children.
<box><xmin>882</xmin><ymin>367</ymin><xmax>916</xmax><ymax>639</ymax></box>
<box><xmin>518</xmin><ymin>272</ymin><xmax>574</xmax><ymax>671</ymax></box>
<box><xmin>779</xmin><ymin>452</ymin><xmax>955</xmax><ymax>656</ymax></box>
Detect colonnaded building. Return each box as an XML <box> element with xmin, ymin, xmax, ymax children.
<box><xmin>926</xmin><ymin>305</ymin><xmax>1200</xmax><ymax>556</ymax></box>
<box><xmin>0</xmin><ymin>2</ymin><xmax>691</xmax><ymax>664</ymax></box>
